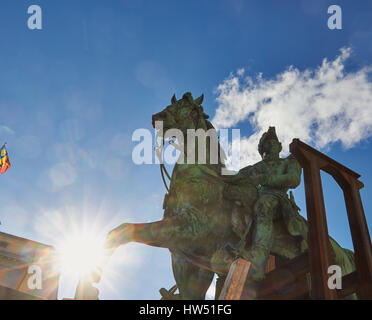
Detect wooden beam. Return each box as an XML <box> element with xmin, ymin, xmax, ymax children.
<box><xmin>342</xmin><ymin>177</ymin><xmax>372</xmax><ymax>299</ymax></box>
<box><xmin>259</xmin><ymin>253</ymin><xmax>309</xmax><ymax>298</ymax></box>
<box><xmin>337</xmin><ymin>271</ymin><xmax>359</xmax><ymax>299</ymax></box>
<box><xmin>290</xmin><ymin>139</ymin><xmax>360</xmax><ymax>179</ymax></box>
<box><xmin>290</xmin><ymin>138</ymin><xmax>372</xmax><ymax>300</ymax></box>
<box><xmin>290</xmin><ymin>140</ymin><xmax>337</xmax><ymax>300</ymax></box>
<box><xmin>218</xmin><ymin>258</ymin><xmax>251</xmax><ymax>300</ymax></box>
<box><xmin>260</xmin><ymin>274</ymin><xmax>309</xmax><ymax>300</ymax></box>
<box><xmin>265</xmin><ymin>255</ymin><xmax>276</xmax><ymax>274</ymax></box>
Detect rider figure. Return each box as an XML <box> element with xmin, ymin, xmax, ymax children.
<box><xmin>232</xmin><ymin>127</ymin><xmax>306</xmax><ymax>280</ymax></box>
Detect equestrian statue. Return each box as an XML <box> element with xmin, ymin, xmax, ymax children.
<box><xmin>97</xmin><ymin>92</ymin><xmax>355</xmax><ymax>299</ymax></box>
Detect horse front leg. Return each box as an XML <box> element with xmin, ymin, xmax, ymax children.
<box><xmin>91</xmin><ymin>219</ymin><xmax>181</xmax><ymax>284</ymax></box>
<box><xmin>104</xmin><ymin>219</ymin><xmax>180</xmax><ymax>251</ymax></box>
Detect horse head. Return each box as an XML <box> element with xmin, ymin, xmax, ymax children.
<box><xmin>152</xmin><ymin>92</ymin><xmax>209</xmax><ymax>136</ymax></box>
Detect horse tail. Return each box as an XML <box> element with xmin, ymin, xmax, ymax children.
<box><xmin>343</xmin><ymin>248</ymin><xmax>356</xmax><ymax>271</ymax></box>
<box><xmin>329</xmin><ymin>237</ymin><xmax>355</xmax><ymax>276</ymax></box>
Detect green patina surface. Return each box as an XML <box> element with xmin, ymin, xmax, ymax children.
<box><xmin>102</xmin><ymin>92</ymin><xmax>356</xmax><ymax>300</ymax></box>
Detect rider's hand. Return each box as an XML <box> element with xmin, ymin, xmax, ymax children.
<box><xmin>250</xmin><ymin>174</ymin><xmax>269</xmax><ymax>186</ymax></box>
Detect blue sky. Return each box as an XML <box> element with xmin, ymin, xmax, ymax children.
<box><xmin>1</xmin><ymin>0</ymin><xmax>372</xmax><ymax>299</ymax></box>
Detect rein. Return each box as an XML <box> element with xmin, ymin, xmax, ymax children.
<box><xmin>156</xmin><ymin>133</ymin><xmax>172</xmax><ymax>193</ymax></box>
<box><xmin>155</xmin><ymin>112</ymin><xmax>221</xmax><ymax>194</ymax></box>
<box><xmin>160</xmin><ymin>163</ymin><xmax>170</xmax><ymax>193</ymax></box>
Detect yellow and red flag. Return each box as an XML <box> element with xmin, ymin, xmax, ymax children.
<box><xmin>0</xmin><ymin>144</ymin><xmax>10</xmax><ymax>174</ymax></box>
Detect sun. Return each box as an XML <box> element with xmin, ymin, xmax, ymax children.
<box><xmin>35</xmin><ymin>206</ymin><xmax>125</xmax><ymax>297</ymax></box>
<box><xmin>57</xmin><ymin>229</ymin><xmax>106</xmax><ymax>278</ymax></box>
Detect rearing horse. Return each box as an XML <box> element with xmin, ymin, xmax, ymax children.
<box><xmin>100</xmin><ymin>92</ymin><xmax>355</xmax><ymax>299</ymax></box>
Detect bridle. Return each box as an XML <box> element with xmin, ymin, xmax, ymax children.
<box><xmin>154</xmin><ymin>105</ymin><xmax>202</xmax><ymax>194</ymax></box>
<box><xmin>155</xmin><ymin>131</ymin><xmax>172</xmax><ymax>193</ymax></box>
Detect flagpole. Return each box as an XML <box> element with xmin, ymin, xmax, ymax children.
<box><xmin>0</xmin><ymin>142</ymin><xmax>8</xmax><ymax>224</ymax></box>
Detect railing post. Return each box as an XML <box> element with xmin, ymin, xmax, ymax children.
<box><xmin>342</xmin><ymin>176</ymin><xmax>372</xmax><ymax>299</ymax></box>
<box><xmin>290</xmin><ymin>140</ymin><xmax>337</xmax><ymax>299</ymax></box>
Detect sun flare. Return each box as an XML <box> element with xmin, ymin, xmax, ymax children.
<box><xmin>57</xmin><ymin>230</ymin><xmax>106</xmax><ymax>277</ymax></box>
<box><xmin>35</xmin><ymin>206</ymin><xmax>127</xmax><ymax>298</ymax></box>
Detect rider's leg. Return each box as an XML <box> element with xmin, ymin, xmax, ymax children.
<box><xmin>246</xmin><ymin>194</ymin><xmax>279</xmax><ymax>280</ymax></box>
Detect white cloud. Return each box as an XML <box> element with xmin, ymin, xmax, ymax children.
<box><xmin>212</xmin><ymin>48</ymin><xmax>372</xmax><ymax>168</ymax></box>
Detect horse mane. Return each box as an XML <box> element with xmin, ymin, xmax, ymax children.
<box><xmin>205</xmin><ymin>119</ymin><xmax>215</xmax><ymax>131</ymax></box>
<box><xmin>202</xmin><ymin>119</ymin><xmax>227</xmax><ymax>167</ymax></box>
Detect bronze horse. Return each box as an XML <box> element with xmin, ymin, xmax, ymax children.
<box><xmin>101</xmin><ymin>92</ymin><xmax>355</xmax><ymax>299</ymax></box>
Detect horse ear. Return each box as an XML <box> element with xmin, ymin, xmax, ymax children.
<box><xmin>171</xmin><ymin>94</ymin><xmax>177</xmax><ymax>105</ymax></box>
<box><xmin>194</xmin><ymin>94</ymin><xmax>204</xmax><ymax>105</ymax></box>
